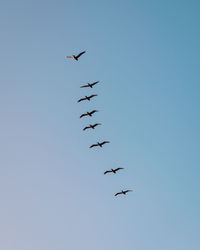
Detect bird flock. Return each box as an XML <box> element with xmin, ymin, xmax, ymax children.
<box><xmin>67</xmin><ymin>50</ymin><xmax>132</xmax><ymax>197</ymax></box>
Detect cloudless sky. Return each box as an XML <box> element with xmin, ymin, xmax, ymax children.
<box><xmin>0</xmin><ymin>0</ymin><xmax>200</xmax><ymax>250</ymax></box>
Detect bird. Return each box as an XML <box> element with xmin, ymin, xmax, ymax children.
<box><xmin>83</xmin><ymin>123</ymin><xmax>101</xmax><ymax>131</ymax></box>
<box><xmin>89</xmin><ymin>141</ymin><xmax>110</xmax><ymax>148</ymax></box>
<box><xmin>80</xmin><ymin>110</ymin><xmax>98</xmax><ymax>119</ymax></box>
<box><xmin>114</xmin><ymin>190</ymin><xmax>133</xmax><ymax>196</ymax></box>
<box><xmin>66</xmin><ymin>51</ymin><xmax>86</xmax><ymax>61</ymax></box>
<box><xmin>104</xmin><ymin>168</ymin><xmax>124</xmax><ymax>175</ymax></box>
<box><xmin>77</xmin><ymin>94</ymin><xmax>97</xmax><ymax>103</ymax></box>
<box><xmin>80</xmin><ymin>81</ymin><xmax>99</xmax><ymax>88</ymax></box>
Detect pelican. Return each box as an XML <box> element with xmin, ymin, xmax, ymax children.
<box><xmin>83</xmin><ymin>123</ymin><xmax>101</xmax><ymax>131</ymax></box>
<box><xmin>115</xmin><ymin>190</ymin><xmax>133</xmax><ymax>196</ymax></box>
<box><xmin>89</xmin><ymin>141</ymin><xmax>110</xmax><ymax>148</ymax></box>
<box><xmin>104</xmin><ymin>168</ymin><xmax>124</xmax><ymax>175</ymax></box>
<box><xmin>78</xmin><ymin>94</ymin><xmax>97</xmax><ymax>103</ymax></box>
<box><xmin>80</xmin><ymin>110</ymin><xmax>98</xmax><ymax>118</ymax></box>
<box><xmin>66</xmin><ymin>51</ymin><xmax>86</xmax><ymax>61</ymax></box>
<box><xmin>80</xmin><ymin>81</ymin><xmax>99</xmax><ymax>88</ymax></box>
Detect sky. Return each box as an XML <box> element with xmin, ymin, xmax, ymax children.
<box><xmin>0</xmin><ymin>0</ymin><xmax>200</xmax><ymax>249</ymax></box>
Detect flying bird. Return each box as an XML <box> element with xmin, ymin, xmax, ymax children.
<box><xmin>80</xmin><ymin>110</ymin><xmax>98</xmax><ymax>118</ymax></box>
<box><xmin>104</xmin><ymin>168</ymin><xmax>124</xmax><ymax>175</ymax></box>
<box><xmin>66</xmin><ymin>51</ymin><xmax>86</xmax><ymax>61</ymax></box>
<box><xmin>80</xmin><ymin>81</ymin><xmax>99</xmax><ymax>88</ymax></box>
<box><xmin>83</xmin><ymin>123</ymin><xmax>101</xmax><ymax>131</ymax></box>
<box><xmin>89</xmin><ymin>141</ymin><xmax>110</xmax><ymax>148</ymax></box>
<box><xmin>78</xmin><ymin>94</ymin><xmax>97</xmax><ymax>103</ymax></box>
<box><xmin>114</xmin><ymin>190</ymin><xmax>133</xmax><ymax>197</ymax></box>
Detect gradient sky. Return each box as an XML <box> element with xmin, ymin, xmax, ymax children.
<box><xmin>0</xmin><ymin>0</ymin><xmax>200</xmax><ymax>250</ymax></box>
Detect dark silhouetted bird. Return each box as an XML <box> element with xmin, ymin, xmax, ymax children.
<box><xmin>89</xmin><ymin>141</ymin><xmax>110</xmax><ymax>148</ymax></box>
<box><xmin>78</xmin><ymin>94</ymin><xmax>97</xmax><ymax>103</ymax></box>
<box><xmin>66</xmin><ymin>51</ymin><xmax>86</xmax><ymax>61</ymax></box>
<box><xmin>80</xmin><ymin>81</ymin><xmax>99</xmax><ymax>88</ymax></box>
<box><xmin>83</xmin><ymin>123</ymin><xmax>101</xmax><ymax>131</ymax></box>
<box><xmin>104</xmin><ymin>168</ymin><xmax>124</xmax><ymax>175</ymax></box>
<box><xmin>114</xmin><ymin>190</ymin><xmax>133</xmax><ymax>196</ymax></box>
<box><xmin>80</xmin><ymin>110</ymin><xmax>98</xmax><ymax>119</ymax></box>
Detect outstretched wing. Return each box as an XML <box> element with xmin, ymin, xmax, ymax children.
<box><xmin>115</xmin><ymin>192</ymin><xmax>122</xmax><ymax>196</ymax></box>
<box><xmin>93</xmin><ymin>123</ymin><xmax>101</xmax><ymax>127</ymax></box>
<box><xmin>80</xmin><ymin>113</ymin><xmax>87</xmax><ymax>118</ymax></box>
<box><xmin>90</xmin><ymin>144</ymin><xmax>98</xmax><ymax>148</ymax></box>
<box><xmin>90</xmin><ymin>110</ymin><xmax>98</xmax><ymax>115</ymax></box>
<box><xmin>91</xmin><ymin>81</ymin><xmax>99</xmax><ymax>86</ymax></box>
<box><xmin>125</xmin><ymin>190</ymin><xmax>133</xmax><ymax>193</ymax></box>
<box><xmin>66</xmin><ymin>56</ymin><xmax>74</xmax><ymax>59</ymax></box>
<box><xmin>80</xmin><ymin>84</ymin><xmax>89</xmax><ymax>88</ymax></box>
<box><xmin>89</xmin><ymin>94</ymin><xmax>97</xmax><ymax>99</ymax></box>
<box><xmin>76</xmin><ymin>51</ymin><xmax>86</xmax><ymax>58</ymax></box>
<box><xmin>115</xmin><ymin>167</ymin><xmax>124</xmax><ymax>172</ymax></box>
<box><xmin>78</xmin><ymin>97</ymin><xmax>86</xmax><ymax>103</ymax></box>
<box><xmin>101</xmin><ymin>141</ymin><xmax>110</xmax><ymax>145</ymax></box>
<box><xmin>83</xmin><ymin>126</ymin><xmax>90</xmax><ymax>131</ymax></box>
<box><xmin>104</xmin><ymin>170</ymin><xmax>112</xmax><ymax>175</ymax></box>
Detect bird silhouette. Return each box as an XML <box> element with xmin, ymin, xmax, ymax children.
<box><xmin>78</xmin><ymin>94</ymin><xmax>97</xmax><ymax>103</ymax></box>
<box><xmin>80</xmin><ymin>81</ymin><xmax>99</xmax><ymax>88</ymax></box>
<box><xmin>66</xmin><ymin>51</ymin><xmax>86</xmax><ymax>61</ymax></box>
<box><xmin>80</xmin><ymin>110</ymin><xmax>98</xmax><ymax>119</ymax></box>
<box><xmin>89</xmin><ymin>141</ymin><xmax>110</xmax><ymax>148</ymax></box>
<box><xmin>83</xmin><ymin>123</ymin><xmax>101</xmax><ymax>131</ymax></box>
<box><xmin>114</xmin><ymin>190</ymin><xmax>133</xmax><ymax>196</ymax></box>
<box><xmin>104</xmin><ymin>168</ymin><xmax>124</xmax><ymax>175</ymax></box>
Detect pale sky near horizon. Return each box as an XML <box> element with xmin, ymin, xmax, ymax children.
<box><xmin>0</xmin><ymin>1</ymin><xmax>200</xmax><ymax>250</ymax></box>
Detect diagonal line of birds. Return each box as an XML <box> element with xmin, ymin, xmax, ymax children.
<box><xmin>66</xmin><ymin>50</ymin><xmax>133</xmax><ymax>197</ymax></box>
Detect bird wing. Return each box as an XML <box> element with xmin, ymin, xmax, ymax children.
<box><xmin>88</xmin><ymin>94</ymin><xmax>97</xmax><ymax>99</ymax></box>
<box><xmin>115</xmin><ymin>167</ymin><xmax>124</xmax><ymax>171</ymax></box>
<box><xmin>115</xmin><ymin>192</ymin><xmax>122</xmax><ymax>196</ymax></box>
<box><xmin>104</xmin><ymin>170</ymin><xmax>112</xmax><ymax>175</ymax></box>
<box><xmin>125</xmin><ymin>190</ymin><xmax>133</xmax><ymax>193</ymax></box>
<box><xmin>78</xmin><ymin>97</ymin><xmax>86</xmax><ymax>102</ymax></box>
<box><xmin>83</xmin><ymin>126</ymin><xmax>89</xmax><ymax>131</ymax></box>
<box><xmin>93</xmin><ymin>123</ymin><xmax>101</xmax><ymax>127</ymax></box>
<box><xmin>66</xmin><ymin>56</ymin><xmax>74</xmax><ymax>59</ymax></box>
<box><xmin>80</xmin><ymin>113</ymin><xmax>87</xmax><ymax>118</ymax></box>
<box><xmin>90</xmin><ymin>144</ymin><xmax>98</xmax><ymax>148</ymax></box>
<box><xmin>101</xmin><ymin>141</ymin><xmax>110</xmax><ymax>145</ymax></box>
<box><xmin>90</xmin><ymin>110</ymin><xmax>98</xmax><ymax>115</ymax></box>
<box><xmin>80</xmin><ymin>84</ymin><xmax>89</xmax><ymax>88</ymax></box>
<box><xmin>91</xmin><ymin>81</ymin><xmax>99</xmax><ymax>86</ymax></box>
<box><xmin>76</xmin><ymin>51</ymin><xmax>86</xmax><ymax>58</ymax></box>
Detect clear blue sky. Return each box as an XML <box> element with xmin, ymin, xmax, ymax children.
<box><xmin>0</xmin><ymin>0</ymin><xmax>200</xmax><ymax>249</ymax></box>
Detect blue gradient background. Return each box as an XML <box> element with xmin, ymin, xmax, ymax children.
<box><xmin>0</xmin><ymin>0</ymin><xmax>200</xmax><ymax>249</ymax></box>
